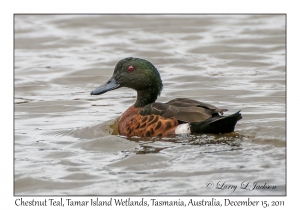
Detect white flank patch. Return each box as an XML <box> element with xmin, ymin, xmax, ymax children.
<box><xmin>175</xmin><ymin>123</ymin><xmax>191</xmax><ymax>134</ymax></box>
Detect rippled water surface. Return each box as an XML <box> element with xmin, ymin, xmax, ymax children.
<box><xmin>14</xmin><ymin>15</ymin><xmax>286</xmax><ymax>195</ymax></box>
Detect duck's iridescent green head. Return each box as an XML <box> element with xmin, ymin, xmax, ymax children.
<box><xmin>91</xmin><ymin>57</ymin><xmax>163</xmax><ymax>107</ymax></box>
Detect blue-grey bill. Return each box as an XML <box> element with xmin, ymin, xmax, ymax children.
<box><xmin>90</xmin><ymin>77</ymin><xmax>120</xmax><ymax>95</ymax></box>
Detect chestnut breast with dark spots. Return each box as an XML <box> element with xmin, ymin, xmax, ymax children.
<box><xmin>118</xmin><ymin>106</ymin><xmax>178</xmax><ymax>137</ymax></box>
<box><xmin>118</xmin><ymin>106</ymin><xmax>140</xmax><ymax>136</ymax></box>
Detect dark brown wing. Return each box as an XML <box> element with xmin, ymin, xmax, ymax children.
<box><xmin>139</xmin><ymin>98</ymin><xmax>228</xmax><ymax>123</ymax></box>
<box><xmin>139</xmin><ymin>102</ymin><xmax>179</xmax><ymax>118</ymax></box>
<box><xmin>167</xmin><ymin>98</ymin><xmax>228</xmax><ymax>115</ymax></box>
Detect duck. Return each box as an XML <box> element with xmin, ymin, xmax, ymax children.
<box><xmin>91</xmin><ymin>57</ymin><xmax>242</xmax><ymax>137</ymax></box>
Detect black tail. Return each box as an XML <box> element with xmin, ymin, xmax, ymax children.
<box><xmin>190</xmin><ymin>111</ymin><xmax>242</xmax><ymax>134</ymax></box>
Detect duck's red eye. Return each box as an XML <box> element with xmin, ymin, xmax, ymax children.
<box><xmin>127</xmin><ymin>65</ymin><xmax>135</xmax><ymax>72</ymax></box>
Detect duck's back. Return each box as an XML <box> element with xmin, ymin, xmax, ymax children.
<box><xmin>118</xmin><ymin>98</ymin><xmax>241</xmax><ymax>137</ymax></box>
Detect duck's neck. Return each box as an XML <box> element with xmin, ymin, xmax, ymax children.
<box><xmin>133</xmin><ymin>73</ymin><xmax>163</xmax><ymax>108</ymax></box>
<box><xmin>134</xmin><ymin>88</ymin><xmax>160</xmax><ymax>108</ymax></box>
